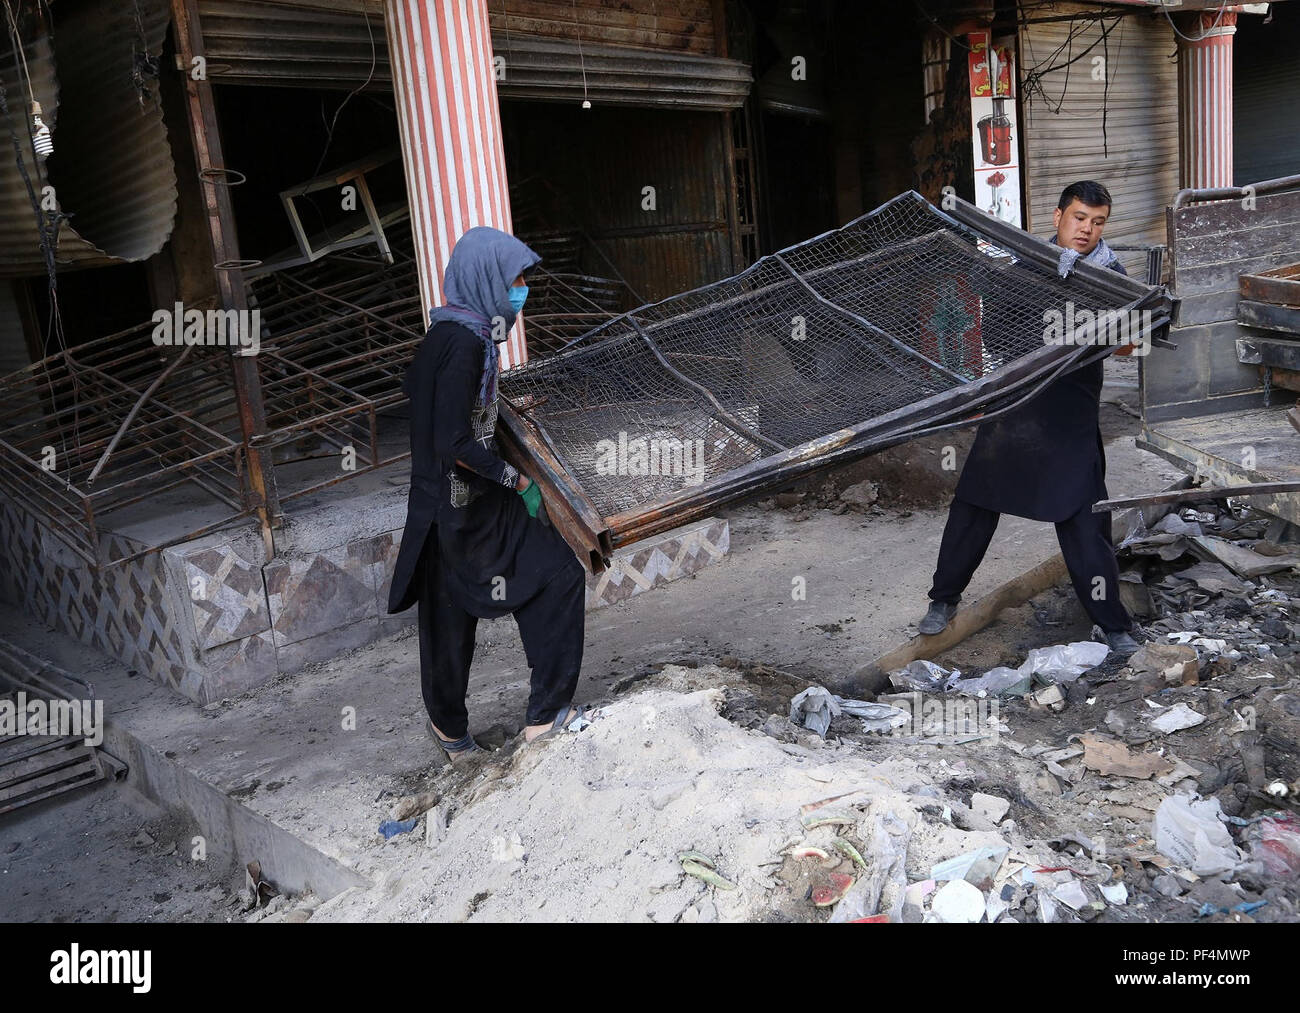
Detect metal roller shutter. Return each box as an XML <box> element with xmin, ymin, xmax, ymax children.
<box><xmin>1019</xmin><ymin>6</ymin><xmax>1180</xmax><ymax>278</ymax></box>
<box><xmin>1234</xmin><ymin>6</ymin><xmax>1300</xmax><ymax>186</ymax></box>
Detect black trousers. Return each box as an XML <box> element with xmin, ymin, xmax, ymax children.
<box><xmin>928</xmin><ymin>497</ymin><xmax>1131</xmax><ymax>633</ymax></box>
<box><xmin>415</xmin><ymin>537</ymin><xmax>585</xmax><ymax>738</ymax></box>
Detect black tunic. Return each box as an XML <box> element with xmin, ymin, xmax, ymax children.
<box><xmin>387</xmin><ymin>321</ymin><xmax>574</xmax><ymax>618</ymax></box>
<box><xmin>953</xmin><ymin>256</ymin><xmax>1128</xmax><ymax>522</ymax></box>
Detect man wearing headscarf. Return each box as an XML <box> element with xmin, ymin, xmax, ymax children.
<box><xmin>387</xmin><ymin>227</ymin><xmax>587</xmax><ymax>763</ymax></box>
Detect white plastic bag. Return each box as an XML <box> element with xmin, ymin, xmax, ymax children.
<box><xmin>1154</xmin><ymin>795</ymin><xmax>1242</xmax><ymax>876</ymax></box>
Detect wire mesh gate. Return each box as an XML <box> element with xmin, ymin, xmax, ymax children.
<box><xmin>499</xmin><ymin>191</ymin><xmax>1176</xmax><ymax>573</ymax></box>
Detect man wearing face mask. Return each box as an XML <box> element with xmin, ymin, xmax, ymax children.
<box><xmin>387</xmin><ymin>227</ymin><xmax>588</xmax><ymax>764</ymax></box>
<box><xmin>917</xmin><ymin>180</ymin><xmax>1140</xmax><ymax>655</ymax></box>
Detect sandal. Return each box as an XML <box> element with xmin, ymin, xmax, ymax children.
<box><xmin>527</xmin><ymin>704</ymin><xmax>588</xmax><ymax>745</ymax></box>
<box><xmin>427</xmin><ymin>718</ymin><xmax>484</xmax><ymax>765</ymax></box>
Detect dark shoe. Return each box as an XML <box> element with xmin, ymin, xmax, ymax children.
<box><xmin>918</xmin><ymin>601</ymin><xmax>958</xmax><ymax>636</ymax></box>
<box><xmin>427</xmin><ymin>718</ymin><xmax>484</xmax><ymax>766</ymax></box>
<box><xmin>1105</xmin><ymin>630</ymin><xmax>1140</xmax><ymax>656</ymax></box>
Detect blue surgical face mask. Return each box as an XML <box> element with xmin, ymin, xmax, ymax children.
<box><xmin>508</xmin><ymin>284</ymin><xmax>528</xmax><ymax>316</ymax></box>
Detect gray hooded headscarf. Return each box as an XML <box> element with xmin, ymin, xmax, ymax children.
<box><xmin>428</xmin><ymin>226</ymin><xmax>541</xmax><ymax>405</ymax></box>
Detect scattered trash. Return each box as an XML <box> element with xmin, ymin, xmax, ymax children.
<box><xmin>1189</xmin><ymin>534</ymin><xmax>1300</xmax><ymax>579</ymax></box>
<box><xmin>1020</xmin><ymin>641</ymin><xmax>1111</xmax><ymax>684</ymax></box>
<box><xmin>790</xmin><ymin>686</ymin><xmax>839</xmax><ymax>737</ymax></box>
<box><xmin>787</xmin><ymin>845</ymin><xmax>830</xmax><ymax>861</ymax></box>
<box><xmin>889</xmin><ymin>659</ymin><xmax>952</xmax><ymax>693</ymax></box>
<box><xmin>1149</xmin><ymin>702</ymin><xmax>1206</xmax><ymax>734</ymax></box>
<box><xmin>930</xmin><ymin>846</ymin><xmax>1008</xmax><ymax>890</ymax></box>
<box><xmin>801</xmin><ymin>812</ymin><xmax>855</xmax><ymax>830</ymax></box>
<box><xmin>930</xmin><ymin>879</ymin><xmax>985</xmax><ymax>923</ymax></box>
<box><xmin>832</xmin><ymin>839</ymin><xmax>869</xmax><ymax>871</ymax></box>
<box><xmin>1100</xmin><ymin>881</ymin><xmax>1128</xmax><ymax>905</ymax></box>
<box><xmin>680</xmin><ymin>851</ymin><xmax>737</xmax><ymax>890</ymax></box>
<box><xmin>1129</xmin><ymin>643</ymin><xmax>1199</xmax><ymax>685</ymax></box>
<box><xmin>1154</xmin><ymin>795</ymin><xmax>1243</xmax><ymax>876</ymax></box>
<box><xmin>970</xmin><ymin>792</ymin><xmax>1010</xmax><ymax>824</ymax></box>
<box><xmin>1196</xmin><ymin>900</ymin><xmax>1267</xmax><ymax>918</ymax></box>
<box><xmin>953</xmin><ymin>641</ymin><xmax>1109</xmax><ymax>698</ymax></box>
<box><xmin>378</xmin><ymin>818</ymin><xmax>419</xmax><ymax>840</ymax></box>
<box><xmin>903</xmin><ymin>878</ymin><xmax>936</xmax><ymax>923</ymax></box>
<box><xmin>244</xmin><ymin>859</ymin><xmax>278</xmax><ymax>909</ymax></box>
<box><xmin>812</xmin><ymin>872</ymin><xmax>856</xmax><ymax>907</ymax></box>
<box><xmin>789</xmin><ymin>686</ymin><xmax>908</xmax><ymax>736</ymax></box>
<box><xmin>838</xmin><ymin>699</ymin><xmax>911</xmax><ymax>733</ymax></box>
<box><xmin>392</xmin><ymin>790</ymin><xmax>441</xmax><ymax>822</ymax></box>
<box><xmin>1051</xmin><ymin>878</ymin><xmax>1091</xmax><ymax>911</ymax></box>
<box><xmin>1242</xmin><ymin>812</ymin><xmax>1300</xmax><ymax>879</ymax></box>
<box><xmin>1080</xmin><ymin>733</ymin><xmax>1175</xmax><ymax>780</ymax></box>
<box><xmin>1029</xmin><ymin>684</ymin><xmax>1066</xmax><ymax>712</ymax></box>
<box><xmin>827</xmin><ymin>811</ymin><xmax>911</xmax><ymax>924</ymax></box>
<box><xmin>953</xmin><ymin>665</ymin><xmax>1033</xmax><ymax>697</ymax></box>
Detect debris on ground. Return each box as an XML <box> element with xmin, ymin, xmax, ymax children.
<box><xmin>294</xmin><ymin>493</ymin><xmax>1300</xmax><ymax>923</ymax></box>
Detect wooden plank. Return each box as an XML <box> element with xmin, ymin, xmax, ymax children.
<box><xmin>1170</xmin><ymin>190</ymin><xmax>1300</xmax><ymax>240</ymax></box>
<box><xmin>1176</xmin><ymin>249</ymin><xmax>1300</xmax><ymax>297</ymax></box>
<box><xmin>1239</xmin><ymin>262</ymin><xmax>1300</xmax><ymax>307</ymax></box>
<box><xmin>1237</xmin><ymin>300</ymin><xmax>1300</xmax><ymax>335</ymax></box>
<box><xmin>1176</xmin><ymin>223</ymin><xmax>1300</xmax><ymax>272</ymax></box>
<box><xmin>1238</xmin><ymin>337</ymin><xmax>1300</xmax><ymax>369</ymax></box>
<box><xmin>850</xmin><ymin>553</ymin><xmax>1070</xmax><ymax>696</ymax></box>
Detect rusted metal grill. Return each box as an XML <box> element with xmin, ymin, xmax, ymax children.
<box><xmin>500</xmin><ymin>191</ymin><xmax>1175</xmax><ymax>572</ymax></box>
<box><xmin>0</xmin><ymin>246</ymin><xmax>424</xmax><ymax>568</ymax></box>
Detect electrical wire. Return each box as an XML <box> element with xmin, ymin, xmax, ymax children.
<box><xmin>1162</xmin><ymin>1</ymin><xmax>1230</xmax><ymax>43</ymax></box>
<box><xmin>912</xmin><ymin>0</ymin><xmax>976</xmax><ymax>52</ymax></box>
<box><xmin>2</xmin><ymin>0</ymin><xmax>79</xmax><ymax>472</ymax></box>
<box><xmin>299</xmin><ymin>1</ymin><xmax>379</xmax><ymax>241</ymax></box>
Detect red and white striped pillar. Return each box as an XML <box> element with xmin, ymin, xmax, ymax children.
<box><xmin>383</xmin><ymin>0</ymin><xmax>528</xmax><ymax>368</ymax></box>
<box><xmin>1176</xmin><ymin>9</ymin><xmax>1237</xmax><ymax>191</ymax></box>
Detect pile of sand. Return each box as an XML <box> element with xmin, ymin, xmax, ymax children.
<box><xmin>311</xmin><ymin>668</ymin><xmax>1035</xmax><ymax>922</ymax></box>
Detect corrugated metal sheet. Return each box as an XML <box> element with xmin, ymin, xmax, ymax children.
<box><xmin>0</xmin><ymin>0</ymin><xmax>177</xmax><ymax>276</ymax></box>
<box><xmin>197</xmin><ymin>2</ymin><xmax>748</xmax><ymax>110</ymax></box>
<box><xmin>1019</xmin><ymin>7</ymin><xmax>1180</xmax><ymax>277</ymax></box>
<box><xmin>509</xmin><ymin>106</ymin><xmax>733</xmax><ymax>301</ymax></box>
<box><xmin>1234</xmin><ymin>7</ymin><xmax>1300</xmax><ymax>186</ymax></box>
<box><xmin>494</xmin><ymin>35</ymin><xmax>749</xmax><ymax>111</ymax></box>
<box><xmin>197</xmin><ymin>0</ymin><xmax>391</xmax><ymax>90</ymax></box>
<box><xmin>488</xmin><ymin>0</ymin><xmax>716</xmax><ymax>55</ymax></box>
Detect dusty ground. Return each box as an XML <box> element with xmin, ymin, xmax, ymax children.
<box><xmin>13</xmin><ymin>359</ymin><xmax>1285</xmax><ymax>924</ymax></box>
<box><xmin>0</xmin><ymin>781</ymin><xmax>244</xmax><ymax>922</ymax></box>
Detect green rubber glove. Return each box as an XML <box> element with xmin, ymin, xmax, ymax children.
<box><xmin>519</xmin><ymin>479</ymin><xmax>542</xmax><ymax>519</ymax></box>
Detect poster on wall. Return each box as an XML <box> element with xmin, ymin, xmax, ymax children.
<box><xmin>967</xmin><ymin>30</ymin><xmax>1021</xmax><ymax>229</ymax></box>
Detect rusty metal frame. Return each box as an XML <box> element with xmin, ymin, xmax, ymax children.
<box><xmin>0</xmin><ymin>236</ymin><xmax>425</xmax><ymax>569</ymax></box>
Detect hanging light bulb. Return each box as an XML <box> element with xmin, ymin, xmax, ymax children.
<box><xmin>31</xmin><ymin>101</ymin><xmax>52</xmax><ymax>157</ymax></box>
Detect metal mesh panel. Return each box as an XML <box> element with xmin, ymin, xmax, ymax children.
<box><xmin>502</xmin><ymin>191</ymin><xmax>1144</xmax><ymax>518</ymax></box>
